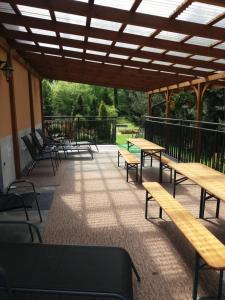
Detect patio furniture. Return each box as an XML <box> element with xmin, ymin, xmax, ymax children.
<box><xmin>0</xmin><ymin>243</ymin><xmax>140</xmax><ymax>300</ymax></box>
<box><xmin>168</xmin><ymin>162</ymin><xmax>224</xmax><ymax>219</ymax></box>
<box><xmin>30</xmin><ymin>132</ymin><xmax>61</xmax><ymax>165</ymax></box>
<box><xmin>127</xmin><ymin>138</ymin><xmax>165</xmax><ymax>183</ymax></box>
<box><xmin>143</xmin><ymin>181</ymin><xmax>225</xmax><ymax>300</ymax></box>
<box><xmin>118</xmin><ymin>149</ymin><xmax>139</xmax><ymax>182</ymax></box>
<box><xmin>21</xmin><ymin>135</ymin><xmax>57</xmax><ymax>176</ymax></box>
<box><xmin>0</xmin><ymin>180</ymin><xmax>42</xmax><ymax>223</ymax></box>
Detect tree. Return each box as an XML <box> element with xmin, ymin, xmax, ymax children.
<box><xmin>99</xmin><ymin>101</ymin><xmax>108</xmax><ymax>117</ymax></box>
<box><xmin>42</xmin><ymin>79</ymin><xmax>53</xmax><ymax>115</ymax></box>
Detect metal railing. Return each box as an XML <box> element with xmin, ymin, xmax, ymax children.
<box><xmin>145</xmin><ymin>116</ymin><xmax>225</xmax><ymax>173</ymax></box>
<box><xmin>44</xmin><ymin>116</ymin><xmax>117</xmax><ymax>144</ymax></box>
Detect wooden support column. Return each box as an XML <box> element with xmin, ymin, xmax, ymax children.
<box><xmin>148</xmin><ymin>94</ymin><xmax>153</xmax><ymax>116</ymax></box>
<box><xmin>165</xmin><ymin>89</ymin><xmax>172</xmax><ymax>118</ymax></box>
<box><xmin>28</xmin><ymin>70</ymin><xmax>35</xmax><ymax>132</ymax></box>
<box><xmin>39</xmin><ymin>78</ymin><xmax>44</xmax><ymax>129</ymax></box>
<box><xmin>7</xmin><ymin>52</ymin><xmax>21</xmax><ymax>178</ymax></box>
<box><xmin>192</xmin><ymin>83</ymin><xmax>209</xmax><ymax>122</ymax></box>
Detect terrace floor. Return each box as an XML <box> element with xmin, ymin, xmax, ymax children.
<box><xmin>3</xmin><ymin>145</ymin><xmax>225</xmax><ymax>299</ymax></box>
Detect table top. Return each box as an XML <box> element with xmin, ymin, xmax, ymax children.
<box><xmin>169</xmin><ymin>162</ymin><xmax>225</xmax><ymax>202</ymax></box>
<box><xmin>127</xmin><ymin>138</ymin><xmax>165</xmax><ymax>151</ymax></box>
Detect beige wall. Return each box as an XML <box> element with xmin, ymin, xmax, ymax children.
<box><xmin>12</xmin><ymin>59</ymin><xmax>31</xmax><ymax>131</ymax></box>
<box><xmin>0</xmin><ymin>48</ymin><xmax>12</xmax><ymax>138</ymax></box>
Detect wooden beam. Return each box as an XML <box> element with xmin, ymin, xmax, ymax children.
<box><xmin>149</xmin><ymin>71</ymin><xmax>225</xmax><ymax>94</ymax></box>
<box><xmin>39</xmin><ymin>78</ymin><xmax>44</xmax><ymax>129</ymax></box>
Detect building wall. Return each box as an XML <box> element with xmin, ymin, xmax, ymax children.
<box><xmin>0</xmin><ymin>42</ymin><xmax>42</xmax><ymax>190</ymax></box>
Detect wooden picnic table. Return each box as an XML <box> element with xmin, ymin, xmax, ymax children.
<box><xmin>168</xmin><ymin>162</ymin><xmax>225</xmax><ymax>218</ymax></box>
<box><xmin>127</xmin><ymin>138</ymin><xmax>165</xmax><ymax>183</ymax></box>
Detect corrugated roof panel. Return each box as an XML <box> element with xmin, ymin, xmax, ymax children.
<box><xmin>88</xmin><ymin>37</ymin><xmax>112</xmax><ymax>45</ymax></box>
<box><xmin>136</xmin><ymin>0</ymin><xmax>184</xmax><ymax>17</ymax></box>
<box><xmin>3</xmin><ymin>23</ymin><xmax>27</xmax><ymax>32</ymax></box>
<box><xmin>115</xmin><ymin>42</ymin><xmax>139</xmax><ymax>49</ymax></box>
<box><xmin>31</xmin><ymin>28</ymin><xmax>56</xmax><ymax>36</ymax></box>
<box><xmin>86</xmin><ymin>50</ymin><xmax>107</xmax><ymax>56</ymax></box>
<box><xmin>60</xmin><ymin>32</ymin><xmax>85</xmax><ymax>41</ymax></box>
<box><xmin>214</xmin><ymin>42</ymin><xmax>225</xmax><ymax>50</ymax></box>
<box><xmin>124</xmin><ymin>25</ymin><xmax>155</xmax><ymax>36</ymax></box>
<box><xmin>17</xmin><ymin>5</ymin><xmax>51</xmax><ymax>20</ymax></box>
<box><xmin>39</xmin><ymin>42</ymin><xmax>59</xmax><ymax>48</ymax></box>
<box><xmin>63</xmin><ymin>46</ymin><xmax>83</xmax><ymax>52</ymax></box>
<box><xmin>131</xmin><ymin>57</ymin><xmax>150</xmax><ymax>63</ymax></box>
<box><xmin>91</xmin><ymin>18</ymin><xmax>122</xmax><ymax>31</ymax></box>
<box><xmin>95</xmin><ymin>0</ymin><xmax>135</xmax><ymax>11</ymax></box>
<box><xmin>194</xmin><ymin>67</ymin><xmax>214</xmax><ymax>72</ymax></box>
<box><xmin>176</xmin><ymin>2</ymin><xmax>225</xmax><ymax>24</ymax></box>
<box><xmin>185</xmin><ymin>36</ymin><xmax>219</xmax><ymax>47</ymax></box>
<box><xmin>142</xmin><ymin>46</ymin><xmax>165</xmax><ymax>53</ymax></box>
<box><xmin>109</xmin><ymin>53</ymin><xmax>129</xmax><ymax>59</ymax></box>
<box><xmin>152</xmin><ymin>60</ymin><xmax>172</xmax><ymax>66</ymax></box>
<box><xmin>190</xmin><ymin>55</ymin><xmax>215</xmax><ymax>61</ymax></box>
<box><xmin>155</xmin><ymin>31</ymin><xmax>187</xmax><ymax>42</ymax></box>
<box><xmin>214</xmin><ymin>59</ymin><xmax>225</xmax><ymax>64</ymax></box>
<box><xmin>16</xmin><ymin>39</ymin><xmax>35</xmax><ymax>45</ymax></box>
<box><xmin>173</xmin><ymin>63</ymin><xmax>192</xmax><ymax>69</ymax></box>
<box><xmin>166</xmin><ymin>51</ymin><xmax>190</xmax><ymax>57</ymax></box>
<box><xmin>55</xmin><ymin>11</ymin><xmax>86</xmax><ymax>25</ymax></box>
<box><xmin>214</xmin><ymin>18</ymin><xmax>225</xmax><ymax>28</ymax></box>
<box><xmin>0</xmin><ymin>2</ymin><xmax>15</xmax><ymax>14</ymax></box>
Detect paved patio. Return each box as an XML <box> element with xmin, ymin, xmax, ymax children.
<box><xmin>2</xmin><ymin>145</ymin><xmax>225</xmax><ymax>299</ymax></box>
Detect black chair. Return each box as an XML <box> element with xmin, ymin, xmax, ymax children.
<box><xmin>21</xmin><ymin>135</ymin><xmax>57</xmax><ymax>176</ymax></box>
<box><xmin>30</xmin><ymin>132</ymin><xmax>61</xmax><ymax>166</ymax></box>
<box><xmin>0</xmin><ymin>243</ymin><xmax>140</xmax><ymax>300</ymax></box>
<box><xmin>0</xmin><ymin>180</ymin><xmax>42</xmax><ymax>223</ymax></box>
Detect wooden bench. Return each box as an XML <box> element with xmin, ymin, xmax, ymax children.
<box><xmin>143</xmin><ymin>151</ymin><xmax>174</xmax><ymax>182</ymax></box>
<box><xmin>143</xmin><ymin>182</ymin><xmax>225</xmax><ymax>300</ymax></box>
<box><xmin>118</xmin><ymin>149</ymin><xmax>140</xmax><ymax>182</ymax></box>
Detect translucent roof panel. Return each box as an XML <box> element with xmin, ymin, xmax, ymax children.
<box><xmin>160</xmin><ymin>71</ymin><xmax>176</xmax><ymax>74</ymax></box>
<box><xmin>136</xmin><ymin>0</ymin><xmax>184</xmax><ymax>17</ymax></box>
<box><xmin>173</xmin><ymin>63</ymin><xmax>192</xmax><ymax>69</ymax></box>
<box><xmin>88</xmin><ymin>37</ymin><xmax>112</xmax><ymax>45</ymax></box>
<box><xmin>17</xmin><ymin>5</ymin><xmax>51</xmax><ymax>20</ymax></box>
<box><xmin>166</xmin><ymin>51</ymin><xmax>190</xmax><ymax>57</ymax></box>
<box><xmin>115</xmin><ymin>42</ymin><xmax>139</xmax><ymax>49</ymax></box>
<box><xmin>190</xmin><ymin>55</ymin><xmax>214</xmax><ymax>61</ymax></box>
<box><xmin>39</xmin><ymin>42</ymin><xmax>59</xmax><ymax>49</ymax></box>
<box><xmin>91</xmin><ymin>18</ymin><xmax>122</xmax><ymax>31</ymax></box>
<box><xmin>124</xmin><ymin>25</ymin><xmax>155</xmax><ymax>36</ymax></box>
<box><xmin>143</xmin><ymin>68</ymin><xmax>158</xmax><ymax>72</ymax></box>
<box><xmin>16</xmin><ymin>39</ymin><xmax>35</xmax><ymax>45</ymax></box>
<box><xmin>105</xmin><ymin>63</ymin><xmax>121</xmax><ymax>67</ymax></box>
<box><xmin>155</xmin><ymin>31</ymin><xmax>187</xmax><ymax>42</ymax></box>
<box><xmin>30</xmin><ymin>28</ymin><xmax>56</xmax><ymax>36</ymax></box>
<box><xmin>141</xmin><ymin>46</ymin><xmax>165</xmax><ymax>53</ymax></box>
<box><xmin>214</xmin><ymin>42</ymin><xmax>225</xmax><ymax>50</ymax></box>
<box><xmin>65</xmin><ymin>56</ymin><xmax>82</xmax><ymax>60</ymax></box>
<box><xmin>131</xmin><ymin>57</ymin><xmax>150</xmax><ymax>63</ymax></box>
<box><xmin>73</xmin><ymin>0</ymin><xmax>88</xmax><ymax>2</ymax></box>
<box><xmin>109</xmin><ymin>53</ymin><xmax>129</xmax><ymax>59</ymax></box>
<box><xmin>85</xmin><ymin>60</ymin><xmax>102</xmax><ymax>64</ymax></box>
<box><xmin>0</xmin><ymin>2</ymin><xmax>15</xmax><ymax>14</ymax></box>
<box><xmin>60</xmin><ymin>32</ymin><xmax>85</xmax><ymax>41</ymax></box>
<box><xmin>86</xmin><ymin>50</ymin><xmax>106</xmax><ymax>56</ymax></box>
<box><xmin>55</xmin><ymin>11</ymin><xmax>86</xmax><ymax>25</ymax></box>
<box><xmin>63</xmin><ymin>46</ymin><xmax>83</xmax><ymax>52</ymax></box>
<box><xmin>194</xmin><ymin>67</ymin><xmax>214</xmax><ymax>72</ymax></box>
<box><xmin>214</xmin><ymin>18</ymin><xmax>225</xmax><ymax>28</ymax></box>
<box><xmin>185</xmin><ymin>36</ymin><xmax>219</xmax><ymax>47</ymax></box>
<box><xmin>124</xmin><ymin>65</ymin><xmax>140</xmax><ymax>69</ymax></box>
<box><xmin>214</xmin><ymin>59</ymin><xmax>225</xmax><ymax>64</ymax></box>
<box><xmin>2</xmin><ymin>23</ymin><xmax>27</xmax><ymax>32</ymax></box>
<box><xmin>152</xmin><ymin>60</ymin><xmax>172</xmax><ymax>66</ymax></box>
<box><xmin>176</xmin><ymin>2</ymin><xmax>225</xmax><ymax>24</ymax></box>
<box><xmin>94</xmin><ymin>0</ymin><xmax>135</xmax><ymax>11</ymax></box>
<box><xmin>45</xmin><ymin>53</ymin><xmax>62</xmax><ymax>58</ymax></box>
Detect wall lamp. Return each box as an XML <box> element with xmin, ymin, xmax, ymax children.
<box><xmin>0</xmin><ymin>60</ymin><xmax>13</xmax><ymax>82</ymax></box>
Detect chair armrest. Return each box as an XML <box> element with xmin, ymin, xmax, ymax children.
<box><xmin>7</xmin><ymin>180</ymin><xmax>36</xmax><ymax>194</ymax></box>
<box><xmin>0</xmin><ymin>220</ymin><xmax>42</xmax><ymax>243</ymax></box>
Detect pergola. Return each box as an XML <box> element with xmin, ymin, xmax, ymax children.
<box><xmin>1</xmin><ymin>0</ymin><xmax>225</xmax><ymax>120</ymax></box>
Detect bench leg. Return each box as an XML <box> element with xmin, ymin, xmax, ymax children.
<box><xmin>216</xmin><ymin>198</ymin><xmax>221</xmax><ymax>219</ymax></box>
<box><xmin>136</xmin><ymin>165</ymin><xmax>138</xmax><ymax>182</ymax></box>
<box><xmin>173</xmin><ymin>170</ymin><xmax>177</xmax><ymax>197</ymax></box>
<box><xmin>145</xmin><ymin>191</ymin><xmax>149</xmax><ymax>219</ymax></box>
<box><xmin>126</xmin><ymin>163</ymin><xmax>129</xmax><ymax>182</ymax></box>
<box><xmin>118</xmin><ymin>151</ymin><xmax>120</xmax><ymax>167</ymax></box>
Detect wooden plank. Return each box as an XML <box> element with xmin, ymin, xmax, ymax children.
<box><xmin>128</xmin><ymin>138</ymin><xmax>165</xmax><ymax>151</ymax></box>
<box><xmin>118</xmin><ymin>149</ymin><xmax>140</xmax><ymax>164</ymax></box>
<box><xmin>143</xmin><ymin>182</ymin><xmax>225</xmax><ymax>270</ymax></box>
<box><xmin>168</xmin><ymin>162</ymin><xmax>225</xmax><ymax>202</ymax></box>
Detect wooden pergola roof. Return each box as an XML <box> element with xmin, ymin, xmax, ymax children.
<box><xmin>1</xmin><ymin>0</ymin><xmax>225</xmax><ymax>91</ymax></box>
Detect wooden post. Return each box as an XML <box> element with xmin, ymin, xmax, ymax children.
<box><xmin>192</xmin><ymin>83</ymin><xmax>209</xmax><ymax>122</ymax></box>
<box><xmin>28</xmin><ymin>70</ymin><xmax>35</xmax><ymax>132</ymax></box>
<box><xmin>165</xmin><ymin>89</ymin><xmax>172</xmax><ymax>118</ymax></box>
<box><xmin>7</xmin><ymin>52</ymin><xmax>21</xmax><ymax>178</ymax></box>
<box><xmin>148</xmin><ymin>94</ymin><xmax>153</xmax><ymax>116</ymax></box>
<box><xmin>39</xmin><ymin>78</ymin><xmax>44</xmax><ymax>129</ymax></box>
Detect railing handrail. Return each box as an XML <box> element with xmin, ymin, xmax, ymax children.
<box><xmin>45</xmin><ymin>116</ymin><xmax>117</xmax><ymax>119</ymax></box>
